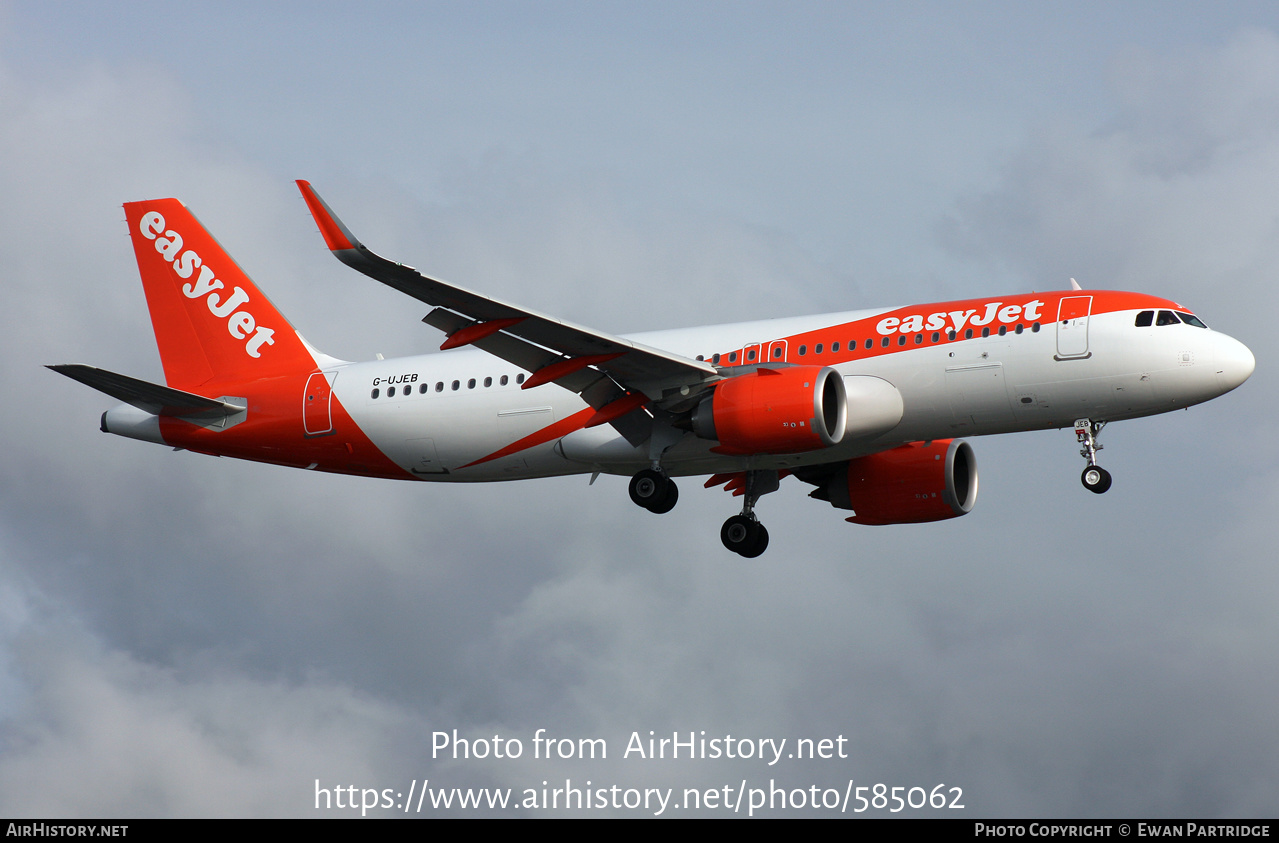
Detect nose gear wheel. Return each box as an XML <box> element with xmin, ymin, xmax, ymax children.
<box><xmin>1081</xmin><ymin>465</ymin><xmax>1112</xmax><ymax>494</ymax></box>
<box><xmin>1074</xmin><ymin>418</ymin><xmax>1112</xmax><ymax>494</ymax></box>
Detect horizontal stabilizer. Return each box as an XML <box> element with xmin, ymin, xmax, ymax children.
<box><xmin>48</xmin><ymin>364</ymin><xmax>240</xmax><ymax>420</ymax></box>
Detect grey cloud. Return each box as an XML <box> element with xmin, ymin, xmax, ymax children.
<box><xmin>2</xmin><ymin>13</ymin><xmax>1277</xmax><ymax>818</ymax></box>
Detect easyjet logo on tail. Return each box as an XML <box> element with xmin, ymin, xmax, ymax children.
<box><xmin>138</xmin><ymin>211</ymin><xmax>276</xmax><ymax>358</ymax></box>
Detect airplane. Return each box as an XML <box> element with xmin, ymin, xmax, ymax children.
<box><xmin>50</xmin><ymin>181</ymin><xmax>1256</xmax><ymax>557</ymax></box>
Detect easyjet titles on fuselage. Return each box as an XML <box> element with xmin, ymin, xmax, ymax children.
<box><xmin>875</xmin><ymin>299</ymin><xmax>1046</xmax><ymax>337</ymax></box>
<box><xmin>138</xmin><ymin>210</ymin><xmax>277</xmax><ymax>358</ymax></box>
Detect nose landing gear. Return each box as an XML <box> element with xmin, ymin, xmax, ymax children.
<box><xmin>1081</xmin><ymin>465</ymin><xmax>1112</xmax><ymax>494</ymax></box>
<box><xmin>1075</xmin><ymin>418</ymin><xmax>1112</xmax><ymax>494</ymax></box>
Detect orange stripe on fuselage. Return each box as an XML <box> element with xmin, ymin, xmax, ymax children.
<box><xmin>710</xmin><ymin>290</ymin><xmax>1181</xmax><ymax>368</ymax></box>
<box><xmin>460</xmin><ymin>407</ymin><xmax>596</xmax><ymax>469</ymax></box>
<box><xmin>157</xmin><ymin>369</ymin><xmax>414</xmax><ymax>480</ymax></box>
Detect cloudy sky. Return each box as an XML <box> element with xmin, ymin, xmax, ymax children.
<box><xmin>2</xmin><ymin>1</ymin><xmax>1277</xmax><ymax>817</ymax></box>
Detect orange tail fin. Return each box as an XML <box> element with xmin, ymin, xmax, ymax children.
<box><xmin>124</xmin><ymin>199</ymin><xmax>316</xmax><ymax>391</ymax></box>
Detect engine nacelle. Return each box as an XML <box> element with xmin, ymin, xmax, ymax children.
<box><xmin>821</xmin><ymin>439</ymin><xmax>977</xmax><ymax>525</ymax></box>
<box><xmin>692</xmin><ymin>366</ymin><xmax>847</xmax><ymax>455</ymax></box>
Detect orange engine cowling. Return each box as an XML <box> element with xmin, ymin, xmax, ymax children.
<box><xmin>692</xmin><ymin>366</ymin><xmax>847</xmax><ymax>455</ymax></box>
<box><xmin>820</xmin><ymin>439</ymin><xmax>977</xmax><ymax>525</ymax></box>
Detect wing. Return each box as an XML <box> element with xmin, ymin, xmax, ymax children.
<box><xmin>296</xmin><ymin>181</ymin><xmax>720</xmax><ymax>442</ymax></box>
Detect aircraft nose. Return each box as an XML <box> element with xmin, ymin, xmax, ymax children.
<box><xmin>1215</xmin><ymin>333</ymin><xmax>1255</xmax><ymax>394</ymax></box>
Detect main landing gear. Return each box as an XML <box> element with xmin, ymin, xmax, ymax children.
<box><xmin>719</xmin><ymin>470</ymin><xmax>779</xmax><ymax>558</ymax></box>
<box><xmin>1074</xmin><ymin>418</ymin><xmax>1112</xmax><ymax>494</ymax></box>
<box><xmin>721</xmin><ymin>514</ymin><xmax>768</xmax><ymax>558</ymax></box>
<box><xmin>626</xmin><ymin>463</ymin><xmax>778</xmax><ymax>558</ymax></box>
<box><xmin>629</xmin><ymin>468</ymin><xmax>679</xmax><ymax>514</ymax></box>
<box><xmin>629</xmin><ymin>420</ymin><xmax>683</xmax><ymax>514</ymax></box>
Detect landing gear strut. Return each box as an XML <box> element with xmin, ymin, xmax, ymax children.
<box><xmin>720</xmin><ymin>470</ymin><xmax>778</xmax><ymax>558</ymax></box>
<box><xmin>1074</xmin><ymin>418</ymin><xmax>1112</xmax><ymax>494</ymax></box>
<box><xmin>629</xmin><ymin>468</ymin><xmax>678</xmax><ymax>513</ymax></box>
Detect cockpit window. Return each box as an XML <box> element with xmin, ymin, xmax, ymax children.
<box><xmin>1156</xmin><ymin>310</ymin><xmax>1180</xmax><ymax>326</ymax></box>
<box><xmin>1176</xmin><ymin>311</ymin><xmax>1208</xmax><ymax>328</ymax></box>
<box><xmin>1135</xmin><ymin>310</ymin><xmax>1153</xmax><ymax>327</ymax></box>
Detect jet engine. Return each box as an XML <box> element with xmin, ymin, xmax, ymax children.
<box><xmin>813</xmin><ymin>439</ymin><xmax>978</xmax><ymax>525</ymax></box>
<box><xmin>691</xmin><ymin>366</ymin><xmax>847</xmax><ymax>455</ymax></box>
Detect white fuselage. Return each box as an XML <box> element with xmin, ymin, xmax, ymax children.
<box><xmin>325</xmin><ymin>305</ymin><xmax>1252</xmax><ymax>482</ymax></box>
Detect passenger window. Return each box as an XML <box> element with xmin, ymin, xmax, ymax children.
<box><xmin>388</xmin><ymin>386</ymin><xmax>396</xmax><ymax>397</ymax></box>
<box><xmin>931</xmin><ymin>332</ymin><xmax>940</xmax><ymax>342</ymax></box>
<box><xmin>772</xmin><ymin>346</ymin><xmax>782</xmax><ymax>359</ymax></box>
<box><xmin>865</xmin><ymin>339</ymin><xmax>873</xmax><ymax>350</ymax></box>
<box><xmin>1015</xmin><ymin>324</ymin><xmax>1023</xmax><ymax>334</ymax></box>
<box><xmin>484</xmin><ymin>377</ymin><xmax>492</xmax><ymax>387</ymax></box>
<box><xmin>915</xmin><ymin>334</ymin><xmax>923</xmax><ymax>344</ymax></box>
<box><xmin>435</xmin><ymin>382</ymin><xmax>444</xmax><ymax>392</ymax></box>
<box><xmin>371</xmin><ymin>388</ymin><xmax>379</xmax><ymax>399</ymax></box>
<box><xmin>729</xmin><ymin>351</ymin><xmax>738</xmax><ymax>363</ymax></box>
<box><xmin>747</xmin><ymin>348</ymin><xmax>757</xmax><ymax>361</ymax></box>
<box><xmin>516</xmin><ymin>374</ymin><xmax>526</xmax><ymax>384</ymax></box>
<box><xmin>831</xmin><ymin>342</ymin><xmax>840</xmax><ymax>353</ymax></box>
<box><xmin>419</xmin><ymin>383</ymin><xmax>428</xmax><ymax>394</ymax></box>
<box><xmin>897</xmin><ymin>335</ymin><xmax>906</xmax><ymax>346</ymax></box>
<box><xmin>998</xmin><ymin>325</ymin><xmax>1006</xmax><ymax>336</ymax></box>
<box><xmin>881</xmin><ymin>337</ymin><xmax>890</xmax><ymax>348</ymax></box>
<box><xmin>798</xmin><ymin>345</ymin><xmax>807</xmax><ymax>356</ymax></box>
<box><xmin>467</xmin><ymin>378</ymin><xmax>476</xmax><ymax>389</ymax></box>
<box><xmin>500</xmin><ymin>375</ymin><xmax>509</xmax><ymax>386</ymax></box>
<box><xmin>815</xmin><ymin>343</ymin><xmax>823</xmax><ymax>354</ymax></box>
<box><xmin>712</xmin><ymin>353</ymin><xmax>721</xmax><ymax>365</ymax></box>
<box><xmin>965</xmin><ymin>329</ymin><xmax>973</xmax><ymax>339</ymax></box>
<box><xmin>451</xmin><ymin>380</ymin><xmax>460</xmax><ymax>391</ymax></box>
<box><xmin>1135</xmin><ymin>310</ymin><xmax>1154</xmax><ymax>327</ymax></box>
